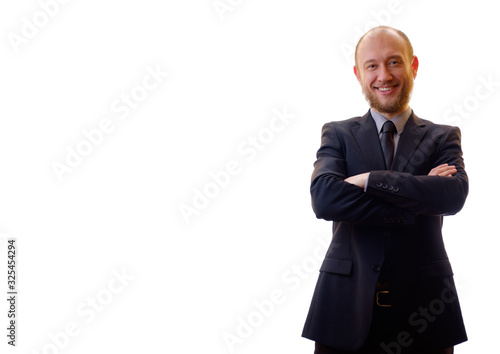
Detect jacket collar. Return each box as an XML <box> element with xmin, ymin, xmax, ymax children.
<box><xmin>393</xmin><ymin>112</ymin><xmax>427</xmax><ymax>172</ymax></box>
<box><xmin>352</xmin><ymin>110</ymin><xmax>427</xmax><ymax>172</ymax></box>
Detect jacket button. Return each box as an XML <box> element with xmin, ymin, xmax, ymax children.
<box><xmin>376</xmin><ymin>182</ymin><xmax>383</xmax><ymax>188</ymax></box>
<box><xmin>387</xmin><ymin>186</ymin><xmax>393</xmax><ymax>191</ymax></box>
<box><xmin>372</xmin><ymin>264</ymin><xmax>381</xmax><ymax>272</ymax></box>
<box><xmin>382</xmin><ymin>184</ymin><xmax>388</xmax><ymax>189</ymax></box>
<box><xmin>384</xmin><ymin>231</ymin><xmax>391</xmax><ymax>237</ymax></box>
<box><xmin>393</xmin><ymin>187</ymin><xmax>400</xmax><ymax>193</ymax></box>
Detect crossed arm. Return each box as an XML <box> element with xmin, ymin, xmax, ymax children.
<box><xmin>310</xmin><ymin>123</ymin><xmax>468</xmax><ymax>224</ymax></box>
<box><xmin>344</xmin><ymin>163</ymin><xmax>458</xmax><ymax>188</ymax></box>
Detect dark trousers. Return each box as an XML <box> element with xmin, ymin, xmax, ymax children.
<box><xmin>314</xmin><ymin>301</ymin><xmax>454</xmax><ymax>354</ymax></box>
<box><xmin>315</xmin><ymin>342</ymin><xmax>453</xmax><ymax>354</ymax></box>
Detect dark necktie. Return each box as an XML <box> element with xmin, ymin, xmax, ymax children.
<box><xmin>381</xmin><ymin>120</ymin><xmax>396</xmax><ymax>169</ymax></box>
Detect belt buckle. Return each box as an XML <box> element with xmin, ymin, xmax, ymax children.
<box><xmin>376</xmin><ymin>290</ymin><xmax>391</xmax><ymax>307</ymax></box>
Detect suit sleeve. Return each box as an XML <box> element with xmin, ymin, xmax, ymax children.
<box><xmin>310</xmin><ymin>122</ymin><xmax>416</xmax><ymax>225</ymax></box>
<box><xmin>366</xmin><ymin>126</ymin><xmax>468</xmax><ymax>216</ymax></box>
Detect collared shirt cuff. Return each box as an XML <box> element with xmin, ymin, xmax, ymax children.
<box><xmin>364</xmin><ymin>173</ymin><xmax>371</xmax><ymax>192</ymax></box>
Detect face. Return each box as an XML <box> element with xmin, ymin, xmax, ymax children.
<box><xmin>354</xmin><ymin>30</ymin><xmax>418</xmax><ymax>118</ymax></box>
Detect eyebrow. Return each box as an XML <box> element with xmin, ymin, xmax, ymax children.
<box><xmin>363</xmin><ymin>55</ymin><xmax>405</xmax><ymax>66</ymax></box>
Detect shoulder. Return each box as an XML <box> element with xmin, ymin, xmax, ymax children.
<box><xmin>321</xmin><ymin>111</ymin><xmax>371</xmax><ymax>132</ymax></box>
<box><xmin>412</xmin><ymin>113</ymin><xmax>462</xmax><ymax>137</ymax></box>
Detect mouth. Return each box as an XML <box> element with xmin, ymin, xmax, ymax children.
<box><xmin>374</xmin><ymin>85</ymin><xmax>398</xmax><ymax>95</ymax></box>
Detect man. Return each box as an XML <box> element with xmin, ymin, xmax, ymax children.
<box><xmin>302</xmin><ymin>26</ymin><xmax>468</xmax><ymax>354</ymax></box>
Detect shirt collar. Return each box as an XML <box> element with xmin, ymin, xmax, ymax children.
<box><xmin>370</xmin><ymin>107</ymin><xmax>412</xmax><ymax>135</ymax></box>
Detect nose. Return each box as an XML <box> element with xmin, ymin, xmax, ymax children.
<box><xmin>377</xmin><ymin>65</ymin><xmax>393</xmax><ymax>83</ymax></box>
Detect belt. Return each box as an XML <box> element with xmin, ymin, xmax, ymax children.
<box><xmin>376</xmin><ymin>267</ymin><xmax>391</xmax><ymax>307</ymax></box>
<box><xmin>376</xmin><ymin>290</ymin><xmax>391</xmax><ymax>307</ymax></box>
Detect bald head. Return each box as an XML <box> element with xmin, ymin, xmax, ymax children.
<box><xmin>352</xmin><ymin>25</ymin><xmax>418</xmax><ymax>118</ymax></box>
<box><xmin>355</xmin><ymin>26</ymin><xmax>414</xmax><ymax>68</ymax></box>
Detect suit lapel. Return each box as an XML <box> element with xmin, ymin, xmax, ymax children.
<box><xmin>351</xmin><ymin>111</ymin><xmax>428</xmax><ymax>172</ymax></box>
<box><xmin>351</xmin><ymin>111</ymin><xmax>386</xmax><ymax>171</ymax></box>
<box><xmin>392</xmin><ymin>112</ymin><xmax>427</xmax><ymax>172</ymax></box>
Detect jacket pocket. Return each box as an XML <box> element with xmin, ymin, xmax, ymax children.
<box><xmin>419</xmin><ymin>260</ymin><xmax>454</xmax><ymax>278</ymax></box>
<box><xmin>320</xmin><ymin>258</ymin><xmax>353</xmax><ymax>275</ymax></box>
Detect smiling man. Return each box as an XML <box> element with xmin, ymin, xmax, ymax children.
<box><xmin>355</xmin><ymin>27</ymin><xmax>416</xmax><ymax>118</ymax></box>
<box><xmin>301</xmin><ymin>27</ymin><xmax>468</xmax><ymax>354</ymax></box>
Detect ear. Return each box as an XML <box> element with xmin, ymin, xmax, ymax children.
<box><xmin>353</xmin><ymin>65</ymin><xmax>361</xmax><ymax>83</ymax></box>
<box><xmin>411</xmin><ymin>56</ymin><xmax>419</xmax><ymax>79</ymax></box>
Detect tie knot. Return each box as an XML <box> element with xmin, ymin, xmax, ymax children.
<box><xmin>382</xmin><ymin>120</ymin><xmax>396</xmax><ymax>134</ymax></box>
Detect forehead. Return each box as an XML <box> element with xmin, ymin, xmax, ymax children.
<box><xmin>357</xmin><ymin>30</ymin><xmax>409</xmax><ymax>64</ymax></box>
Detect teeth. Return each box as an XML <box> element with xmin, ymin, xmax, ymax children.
<box><xmin>378</xmin><ymin>87</ymin><xmax>392</xmax><ymax>92</ymax></box>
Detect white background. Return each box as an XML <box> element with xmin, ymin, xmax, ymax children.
<box><xmin>0</xmin><ymin>0</ymin><xmax>498</xmax><ymax>353</ymax></box>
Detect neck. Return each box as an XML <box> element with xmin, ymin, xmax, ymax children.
<box><xmin>372</xmin><ymin>105</ymin><xmax>409</xmax><ymax>120</ymax></box>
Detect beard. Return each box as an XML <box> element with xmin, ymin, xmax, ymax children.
<box><xmin>362</xmin><ymin>76</ymin><xmax>414</xmax><ymax>114</ymax></box>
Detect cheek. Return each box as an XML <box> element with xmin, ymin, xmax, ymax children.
<box><xmin>398</xmin><ymin>69</ymin><xmax>412</xmax><ymax>81</ymax></box>
<box><xmin>366</xmin><ymin>80</ymin><xmax>377</xmax><ymax>90</ymax></box>
<box><xmin>361</xmin><ymin>75</ymin><xmax>375</xmax><ymax>89</ymax></box>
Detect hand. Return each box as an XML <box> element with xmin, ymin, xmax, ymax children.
<box><xmin>428</xmin><ymin>163</ymin><xmax>457</xmax><ymax>177</ymax></box>
<box><xmin>344</xmin><ymin>172</ymin><xmax>370</xmax><ymax>188</ymax></box>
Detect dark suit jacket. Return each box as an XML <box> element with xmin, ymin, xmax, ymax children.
<box><xmin>302</xmin><ymin>111</ymin><xmax>468</xmax><ymax>351</ymax></box>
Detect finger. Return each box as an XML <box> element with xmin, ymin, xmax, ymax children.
<box><xmin>428</xmin><ymin>167</ymin><xmax>440</xmax><ymax>176</ymax></box>
<box><xmin>440</xmin><ymin>166</ymin><xmax>456</xmax><ymax>173</ymax></box>
<box><xmin>434</xmin><ymin>163</ymin><xmax>449</xmax><ymax>169</ymax></box>
<box><xmin>429</xmin><ymin>164</ymin><xmax>457</xmax><ymax>176</ymax></box>
<box><xmin>439</xmin><ymin>168</ymin><xmax>457</xmax><ymax>177</ymax></box>
<box><xmin>445</xmin><ymin>166</ymin><xmax>457</xmax><ymax>174</ymax></box>
<box><xmin>429</xmin><ymin>165</ymin><xmax>450</xmax><ymax>176</ymax></box>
